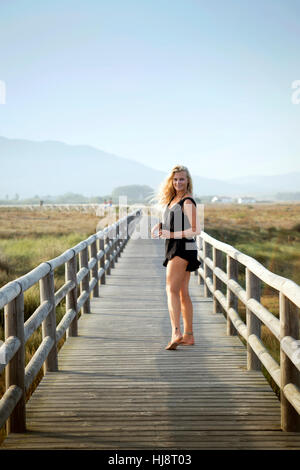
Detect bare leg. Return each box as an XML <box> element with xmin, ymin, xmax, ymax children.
<box><xmin>165</xmin><ymin>256</ymin><xmax>188</xmax><ymax>346</ymax></box>
<box><xmin>179</xmin><ymin>271</ymin><xmax>194</xmax><ymax>345</ymax></box>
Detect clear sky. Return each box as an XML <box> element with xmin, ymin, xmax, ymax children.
<box><xmin>0</xmin><ymin>0</ymin><xmax>299</xmax><ymax>179</ymax></box>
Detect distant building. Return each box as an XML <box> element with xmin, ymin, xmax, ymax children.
<box><xmin>211</xmin><ymin>196</ymin><xmax>235</xmax><ymax>203</ymax></box>
<box><xmin>237</xmin><ymin>197</ymin><xmax>257</xmax><ymax>204</ymax></box>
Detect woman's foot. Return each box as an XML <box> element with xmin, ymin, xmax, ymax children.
<box><xmin>165</xmin><ymin>332</ymin><xmax>183</xmax><ymax>350</ymax></box>
<box><xmin>178</xmin><ymin>332</ymin><xmax>194</xmax><ymax>346</ymax></box>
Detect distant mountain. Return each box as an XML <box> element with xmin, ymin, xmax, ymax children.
<box><xmin>0</xmin><ymin>136</ymin><xmax>242</xmax><ymax>198</ymax></box>
<box><xmin>0</xmin><ymin>136</ymin><xmax>166</xmax><ymax>198</ymax></box>
<box><xmin>0</xmin><ymin>136</ymin><xmax>298</xmax><ymax>199</ymax></box>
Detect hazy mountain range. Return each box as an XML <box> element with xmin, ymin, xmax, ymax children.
<box><xmin>0</xmin><ymin>136</ymin><xmax>299</xmax><ymax>199</ymax></box>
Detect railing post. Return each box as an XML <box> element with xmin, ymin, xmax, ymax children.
<box><xmin>213</xmin><ymin>247</ymin><xmax>222</xmax><ymax>314</ymax></box>
<box><xmin>125</xmin><ymin>215</ymin><xmax>132</xmax><ymax>248</ymax></box>
<box><xmin>110</xmin><ymin>226</ymin><xmax>115</xmax><ymax>270</ymax></box>
<box><xmin>66</xmin><ymin>252</ymin><xmax>78</xmax><ymax>337</ymax></box>
<box><xmin>40</xmin><ymin>269</ymin><xmax>58</xmax><ymax>371</ymax></box>
<box><xmin>100</xmin><ymin>236</ymin><xmax>106</xmax><ymax>285</ymax></box>
<box><xmin>120</xmin><ymin>218</ymin><xmax>127</xmax><ymax>252</ymax></box>
<box><xmin>90</xmin><ymin>238</ymin><xmax>99</xmax><ymax>297</ymax></box>
<box><xmin>79</xmin><ymin>244</ymin><xmax>90</xmax><ymax>314</ymax></box>
<box><xmin>105</xmin><ymin>232</ymin><xmax>111</xmax><ymax>276</ymax></box>
<box><xmin>4</xmin><ymin>290</ymin><xmax>26</xmax><ymax>433</ymax></box>
<box><xmin>203</xmin><ymin>241</ymin><xmax>211</xmax><ymax>298</ymax></box>
<box><xmin>115</xmin><ymin>223</ymin><xmax>120</xmax><ymax>262</ymax></box>
<box><xmin>280</xmin><ymin>293</ymin><xmax>300</xmax><ymax>431</ymax></box>
<box><xmin>196</xmin><ymin>235</ymin><xmax>202</xmax><ymax>285</ymax></box>
<box><xmin>118</xmin><ymin>221</ymin><xmax>123</xmax><ymax>254</ymax></box>
<box><xmin>246</xmin><ymin>268</ymin><xmax>261</xmax><ymax>371</ymax></box>
<box><xmin>226</xmin><ymin>255</ymin><xmax>238</xmax><ymax>336</ymax></box>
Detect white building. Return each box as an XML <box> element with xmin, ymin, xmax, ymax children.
<box><xmin>237</xmin><ymin>197</ymin><xmax>257</xmax><ymax>204</ymax></box>
<box><xmin>211</xmin><ymin>196</ymin><xmax>235</xmax><ymax>203</ymax></box>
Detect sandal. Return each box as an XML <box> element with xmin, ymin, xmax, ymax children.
<box><xmin>165</xmin><ymin>336</ymin><xmax>183</xmax><ymax>350</ymax></box>
<box><xmin>178</xmin><ymin>332</ymin><xmax>194</xmax><ymax>346</ymax></box>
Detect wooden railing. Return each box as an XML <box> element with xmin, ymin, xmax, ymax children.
<box><xmin>196</xmin><ymin>231</ymin><xmax>300</xmax><ymax>432</ymax></box>
<box><xmin>1</xmin><ymin>205</ymin><xmax>299</xmax><ymax>435</ymax></box>
<box><xmin>0</xmin><ymin>209</ymin><xmax>141</xmax><ymax>434</ymax></box>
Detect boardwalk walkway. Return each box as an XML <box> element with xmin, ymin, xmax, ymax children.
<box><xmin>3</xmin><ymin>224</ymin><xmax>300</xmax><ymax>449</ymax></box>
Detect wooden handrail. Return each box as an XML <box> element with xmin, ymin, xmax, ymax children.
<box><xmin>0</xmin><ymin>209</ymin><xmax>142</xmax><ymax>433</ymax></box>
<box><xmin>200</xmin><ymin>231</ymin><xmax>300</xmax><ymax>308</ymax></box>
<box><xmin>196</xmin><ymin>230</ymin><xmax>300</xmax><ymax>432</ymax></box>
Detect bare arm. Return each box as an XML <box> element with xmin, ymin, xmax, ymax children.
<box><xmin>160</xmin><ymin>200</ymin><xmax>201</xmax><ymax>239</ymax></box>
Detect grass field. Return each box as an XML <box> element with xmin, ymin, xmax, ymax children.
<box><xmin>0</xmin><ymin>202</ymin><xmax>299</xmax><ymax>439</ymax></box>
<box><xmin>203</xmin><ymin>202</ymin><xmax>300</xmax><ymax>279</ymax></box>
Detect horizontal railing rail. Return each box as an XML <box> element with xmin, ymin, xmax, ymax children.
<box><xmin>0</xmin><ymin>208</ymin><xmax>142</xmax><ymax>434</ymax></box>
<box><xmin>196</xmin><ymin>231</ymin><xmax>300</xmax><ymax>432</ymax></box>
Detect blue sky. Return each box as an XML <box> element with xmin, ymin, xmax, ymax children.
<box><xmin>0</xmin><ymin>0</ymin><xmax>299</xmax><ymax>179</ymax></box>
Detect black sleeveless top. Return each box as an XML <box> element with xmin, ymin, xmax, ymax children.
<box><xmin>161</xmin><ymin>196</ymin><xmax>201</xmax><ymax>272</ymax></box>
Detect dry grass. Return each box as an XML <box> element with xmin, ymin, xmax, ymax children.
<box><xmin>202</xmin><ymin>202</ymin><xmax>300</xmax><ymax>231</ymax></box>
<box><xmin>0</xmin><ymin>206</ymin><xmax>110</xmax><ymax>285</ymax></box>
<box><xmin>202</xmin><ymin>203</ymin><xmax>300</xmax><ymax>286</ymax></box>
<box><xmin>0</xmin><ymin>206</ymin><xmax>104</xmax><ymax>238</ymax></box>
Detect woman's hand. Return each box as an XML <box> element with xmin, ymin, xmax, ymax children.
<box><xmin>151</xmin><ymin>223</ymin><xmax>162</xmax><ymax>238</ymax></box>
<box><xmin>159</xmin><ymin>229</ymin><xmax>171</xmax><ymax>239</ymax></box>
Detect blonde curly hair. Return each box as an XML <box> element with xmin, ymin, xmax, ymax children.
<box><xmin>156</xmin><ymin>165</ymin><xmax>193</xmax><ymax>206</ymax></box>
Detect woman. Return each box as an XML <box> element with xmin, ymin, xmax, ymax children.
<box><xmin>151</xmin><ymin>165</ymin><xmax>201</xmax><ymax>350</ymax></box>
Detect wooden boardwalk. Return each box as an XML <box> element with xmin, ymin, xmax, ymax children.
<box><xmin>2</xmin><ymin>231</ymin><xmax>300</xmax><ymax>449</ymax></box>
